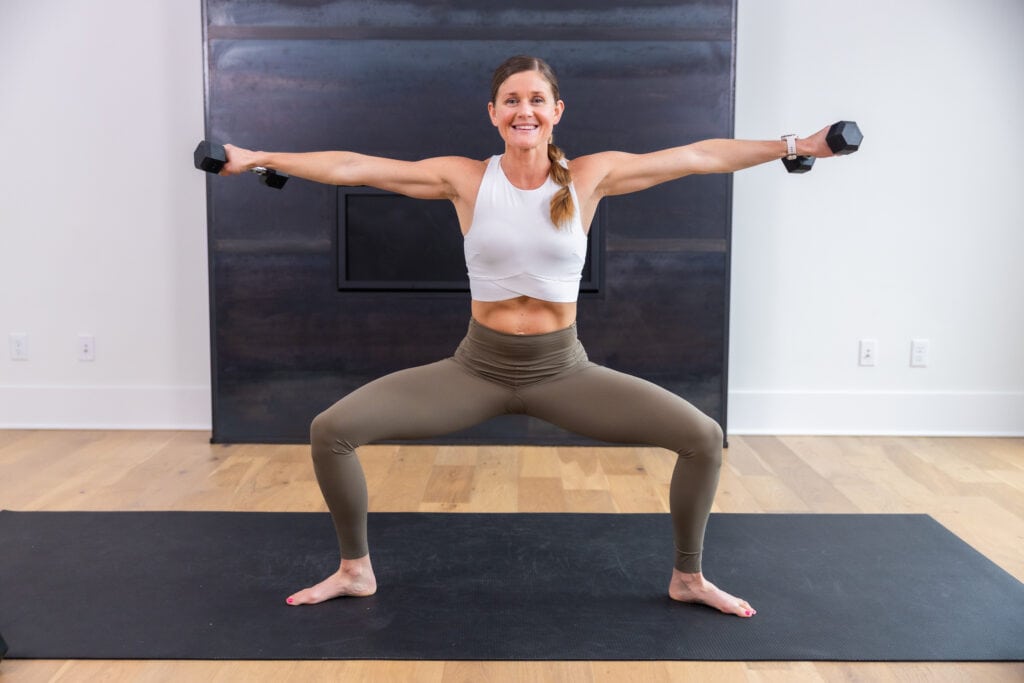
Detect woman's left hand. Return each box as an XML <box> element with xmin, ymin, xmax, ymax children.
<box><xmin>798</xmin><ymin>125</ymin><xmax>834</xmax><ymax>158</ymax></box>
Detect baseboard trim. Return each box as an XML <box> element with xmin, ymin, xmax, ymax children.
<box><xmin>727</xmin><ymin>390</ymin><xmax>1024</xmax><ymax>437</ymax></box>
<box><xmin>0</xmin><ymin>385</ymin><xmax>211</xmax><ymax>430</ymax></box>
<box><xmin>2</xmin><ymin>386</ymin><xmax>1021</xmax><ymax>437</ymax></box>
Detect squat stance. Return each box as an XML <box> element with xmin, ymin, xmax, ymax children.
<box><xmin>219</xmin><ymin>55</ymin><xmax>844</xmax><ymax>618</ymax></box>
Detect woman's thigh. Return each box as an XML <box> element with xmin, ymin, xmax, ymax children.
<box><xmin>518</xmin><ymin>365</ymin><xmax>718</xmax><ymax>451</ymax></box>
<box><xmin>315</xmin><ymin>359</ymin><xmax>512</xmax><ymax>445</ymax></box>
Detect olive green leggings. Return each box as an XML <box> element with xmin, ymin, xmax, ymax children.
<box><xmin>310</xmin><ymin>319</ymin><xmax>723</xmax><ymax>573</ymax></box>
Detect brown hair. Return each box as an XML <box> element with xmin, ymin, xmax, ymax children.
<box><xmin>490</xmin><ymin>56</ymin><xmax>575</xmax><ymax>229</ymax></box>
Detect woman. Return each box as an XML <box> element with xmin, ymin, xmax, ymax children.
<box><xmin>221</xmin><ymin>55</ymin><xmax>837</xmax><ymax>618</ymax></box>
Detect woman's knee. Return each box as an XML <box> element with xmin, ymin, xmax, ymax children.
<box><xmin>680</xmin><ymin>416</ymin><xmax>723</xmax><ymax>468</ymax></box>
<box><xmin>704</xmin><ymin>419</ymin><xmax>724</xmax><ymax>465</ymax></box>
<box><xmin>310</xmin><ymin>407</ymin><xmax>359</xmax><ymax>458</ymax></box>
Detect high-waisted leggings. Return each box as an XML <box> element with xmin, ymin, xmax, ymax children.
<box><xmin>310</xmin><ymin>318</ymin><xmax>723</xmax><ymax>573</ymax></box>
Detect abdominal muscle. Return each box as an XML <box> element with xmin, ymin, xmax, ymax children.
<box><xmin>471</xmin><ymin>296</ymin><xmax>577</xmax><ymax>335</ymax></box>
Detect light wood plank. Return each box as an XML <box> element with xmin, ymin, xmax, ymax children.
<box><xmin>469</xmin><ymin>445</ymin><xmax>520</xmax><ymax>512</ymax></box>
<box><xmin>422</xmin><ymin>465</ymin><xmax>476</xmax><ymax>505</ymax></box>
<box><xmin>745</xmin><ymin>436</ymin><xmax>860</xmax><ymax>512</ymax></box>
<box><xmin>518</xmin><ymin>476</ymin><xmax>566</xmax><ymax>512</ymax></box>
<box><xmin>557</xmin><ymin>446</ymin><xmax>611</xmax><ymax>491</ymax></box>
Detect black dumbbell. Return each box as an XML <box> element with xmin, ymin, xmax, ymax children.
<box><xmin>782</xmin><ymin>120</ymin><xmax>863</xmax><ymax>174</ymax></box>
<box><xmin>193</xmin><ymin>140</ymin><xmax>289</xmax><ymax>189</ymax></box>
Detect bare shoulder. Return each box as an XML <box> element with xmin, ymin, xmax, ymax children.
<box><xmin>440</xmin><ymin>156</ymin><xmax>488</xmax><ymax>201</ymax></box>
<box><xmin>567</xmin><ymin>151</ymin><xmax>617</xmax><ymax>177</ymax></box>
<box><xmin>425</xmin><ymin>155</ymin><xmax>488</xmax><ymax>173</ymax></box>
<box><xmin>428</xmin><ymin>155</ymin><xmax>487</xmax><ymax>189</ymax></box>
<box><xmin>567</xmin><ymin>152</ymin><xmax>628</xmax><ymax>200</ymax></box>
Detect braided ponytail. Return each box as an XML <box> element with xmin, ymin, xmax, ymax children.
<box><xmin>547</xmin><ymin>138</ymin><xmax>575</xmax><ymax>229</ymax></box>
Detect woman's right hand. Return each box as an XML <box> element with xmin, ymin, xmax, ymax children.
<box><xmin>219</xmin><ymin>144</ymin><xmax>261</xmax><ymax>176</ymax></box>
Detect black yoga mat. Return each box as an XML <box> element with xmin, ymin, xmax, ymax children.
<box><xmin>1</xmin><ymin>510</ymin><xmax>1022</xmax><ymax>661</ymax></box>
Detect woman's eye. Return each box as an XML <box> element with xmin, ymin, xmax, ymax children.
<box><xmin>505</xmin><ymin>98</ymin><xmax>518</xmax><ymax>106</ymax></box>
<box><xmin>532</xmin><ymin>97</ymin><xmax>545</xmax><ymax>104</ymax></box>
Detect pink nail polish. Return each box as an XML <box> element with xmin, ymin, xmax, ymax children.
<box><xmin>287</xmin><ymin>597</ymin><xmax>294</xmax><ymax>604</ymax></box>
<box><xmin>745</xmin><ymin>610</ymin><xmax>752</xmax><ymax>616</ymax></box>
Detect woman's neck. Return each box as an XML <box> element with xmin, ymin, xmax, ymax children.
<box><xmin>501</xmin><ymin>147</ymin><xmax>550</xmax><ymax>189</ymax></box>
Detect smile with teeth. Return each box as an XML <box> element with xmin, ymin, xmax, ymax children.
<box><xmin>513</xmin><ymin>124</ymin><xmax>539</xmax><ymax>131</ymax></box>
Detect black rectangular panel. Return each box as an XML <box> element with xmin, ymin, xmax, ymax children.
<box><xmin>336</xmin><ymin>189</ymin><xmax>603</xmax><ymax>293</ymax></box>
<box><xmin>203</xmin><ymin>0</ymin><xmax>736</xmax><ymax>444</ymax></box>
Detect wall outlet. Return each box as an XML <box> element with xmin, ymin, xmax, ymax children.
<box><xmin>9</xmin><ymin>333</ymin><xmax>29</xmax><ymax>360</ymax></box>
<box><xmin>859</xmin><ymin>339</ymin><xmax>878</xmax><ymax>367</ymax></box>
<box><xmin>78</xmin><ymin>334</ymin><xmax>96</xmax><ymax>362</ymax></box>
<box><xmin>910</xmin><ymin>338</ymin><xmax>930</xmax><ymax>367</ymax></box>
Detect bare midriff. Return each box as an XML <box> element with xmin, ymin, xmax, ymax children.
<box><xmin>470</xmin><ymin>296</ymin><xmax>577</xmax><ymax>335</ymax></box>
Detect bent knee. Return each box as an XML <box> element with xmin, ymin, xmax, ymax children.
<box><xmin>679</xmin><ymin>418</ymin><xmax>723</xmax><ymax>467</ymax></box>
<box><xmin>703</xmin><ymin>420</ymin><xmax>724</xmax><ymax>467</ymax></box>
<box><xmin>310</xmin><ymin>409</ymin><xmax>358</xmax><ymax>458</ymax></box>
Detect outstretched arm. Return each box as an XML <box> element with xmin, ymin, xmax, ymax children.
<box><xmin>588</xmin><ymin>124</ymin><xmax>834</xmax><ymax>198</ymax></box>
<box><xmin>219</xmin><ymin>145</ymin><xmax>480</xmax><ymax>201</ymax></box>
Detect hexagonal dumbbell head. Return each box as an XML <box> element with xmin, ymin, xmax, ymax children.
<box><xmin>782</xmin><ymin>155</ymin><xmax>815</xmax><ymax>174</ymax></box>
<box><xmin>826</xmin><ymin>121</ymin><xmax>863</xmax><ymax>155</ymax></box>
<box><xmin>254</xmin><ymin>168</ymin><xmax>289</xmax><ymax>189</ymax></box>
<box><xmin>193</xmin><ymin>140</ymin><xmax>227</xmax><ymax>174</ymax></box>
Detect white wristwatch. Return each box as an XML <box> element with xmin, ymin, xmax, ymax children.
<box><xmin>781</xmin><ymin>134</ymin><xmax>798</xmax><ymax>159</ymax></box>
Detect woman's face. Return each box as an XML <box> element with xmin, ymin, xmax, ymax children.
<box><xmin>488</xmin><ymin>70</ymin><xmax>564</xmax><ymax>151</ymax></box>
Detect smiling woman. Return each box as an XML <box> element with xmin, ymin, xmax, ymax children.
<box><xmin>487</xmin><ymin>56</ymin><xmax>571</xmax><ymax>230</ymax></box>
<box><xmin>216</xmin><ymin>53</ymin><xmax>843</xmax><ymax>619</ymax></box>
<box><xmin>494</xmin><ymin>57</ymin><xmax>574</xmax><ymax>234</ymax></box>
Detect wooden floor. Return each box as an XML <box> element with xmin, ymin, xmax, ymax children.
<box><xmin>1</xmin><ymin>430</ymin><xmax>1022</xmax><ymax>682</ymax></box>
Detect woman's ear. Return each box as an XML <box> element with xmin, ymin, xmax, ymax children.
<box><xmin>553</xmin><ymin>99</ymin><xmax>565</xmax><ymax>124</ymax></box>
<box><xmin>487</xmin><ymin>101</ymin><xmax>498</xmax><ymax>127</ymax></box>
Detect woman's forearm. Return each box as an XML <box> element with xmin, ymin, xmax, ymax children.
<box><xmin>687</xmin><ymin>135</ymin><xmax>821</xmax><ymax>174</ymax></box>
<box><xmin>228</xmin><ymin>147</ymin><xmax>369</xmax><ymax>185</ymax></box>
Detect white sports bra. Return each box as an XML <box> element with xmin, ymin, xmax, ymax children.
<box><xmin>464</xmin><ymin>155</ymin><xmax>587</xmax><ymax>303</ymax></box>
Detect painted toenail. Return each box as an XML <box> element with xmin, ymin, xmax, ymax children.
<box><xmin>287</xmin><ymin>597</ymin><xmax>294</xmax><ymax>604</ymax></box>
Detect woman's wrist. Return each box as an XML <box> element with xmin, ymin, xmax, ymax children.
<box><xmin>251</xmin><ymin>151</ymin><xmax>272</xmax><ymax>171</ymax></box>
<box><xmin>780</xmin><ymin>134</ymin><xmax>798</xmax><ymax>159</ymax></box>
<box><xmin>781</xmin><ymin>134</ymin><xmax>819</xmax><ymax>159</ymax></box>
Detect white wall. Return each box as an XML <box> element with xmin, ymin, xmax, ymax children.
<box><xmin>0</xmin><ymin>0</ymin><xmax>209</xmax><ymax>428</ymax></box>
<box><xmin>731</xmin><ymin>0</ymin><xmax>1024</xmax><ymax>434</ymax></box>
<box><xmin>1</xmin><ymin>0</ymin><xmax>1021</xmax><ymax>435</ymax></box>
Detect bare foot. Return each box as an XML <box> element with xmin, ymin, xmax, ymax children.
<box><xmin>286</xmin><ymin>555</ymin><xmax>377</xmax><ymax>605</ymax></box>
<box><xmin>668</xmin><ymin>569</ymin><xmax>756</xmax><ymax>617</ymax></box>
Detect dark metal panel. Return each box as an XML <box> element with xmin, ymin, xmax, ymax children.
<box><xmin>205</xmin><ymin>0</ymin><xmax>733</xmax><ymax>40</ymax></box>
<box><xmin>203</xmin><ymin>0</ymin><xmax>736</xmax><ymax>444</ymax></box>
